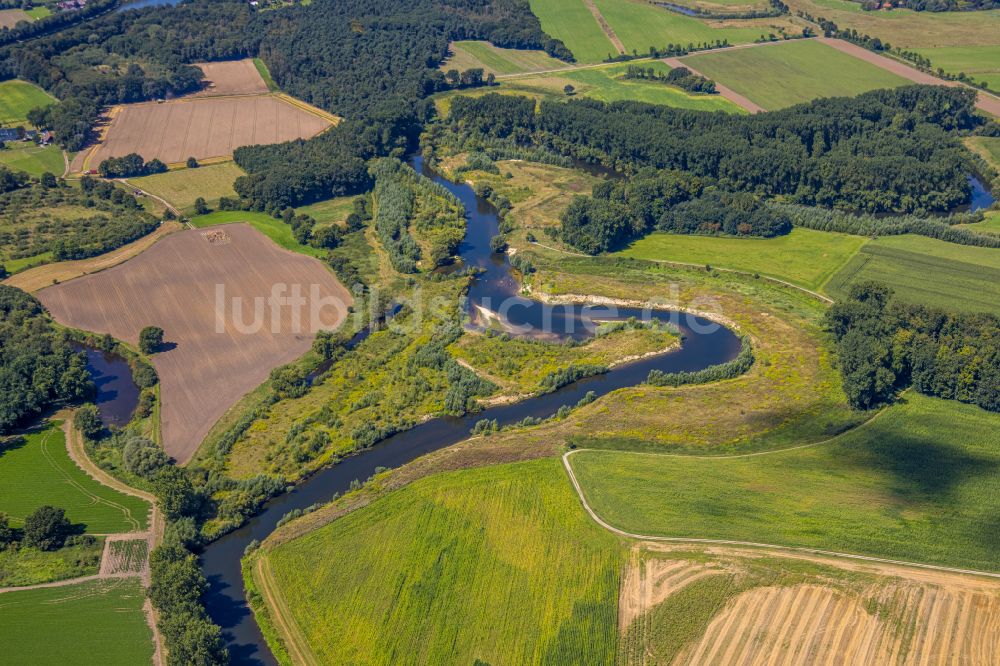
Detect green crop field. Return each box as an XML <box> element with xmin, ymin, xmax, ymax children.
<box><xmin>25</xmin><ymin>6</ymin><xmax>51</xmax><ymax>18</ymax></box>
<box><xmin>617</xmin><ymin>228</ymin><xmax>866</xmax><ymax>291</ymax></box>
<box><xmin>258</xmin><ymin>458</ymin><xmax>622</xmax><ymax>664</ymax></box>
<box><xmin>681</xmin><ymin>39</ymin><xmax>908</xmax><ymax>109</ymax></box>
<box><xmin>128</xmin><ymin>161</ymin><xmax>243</xmax><ymax>212</ymax></box>
<box><xmin>0</xmin><ymin>143</ymin><xmax>64</xmax><ymax>178</ymax></box>
<box><xmin>570</xmin><ymin>393</ymin><xmax>1000</xmax><ymax>572</ymax></box>
<box><xmin>825</xmin><ymin>234</ymin><xmax>1000</xmax><ymax>314</ymax></box>
<box><xmin>0</xmin><ymin>80</ymin><xmax>55</xmax><ymax>125</ymax></box>
<box><xmin>0</xmin><ymin>423</ymin><xmax>149</xmax><ymax>533</ymax></box>
<box><xmin>0</xmin><ymin>579</ymin><xmax>153</xmax><ymax>665</ymax></box>
<box><xmin>785</xmin><ymin>0</ymin><xmax>1000</xmax><ymax>84</ymax></box>
<box><xmin>189</xmin><ymin>210</ymin><xmax>327</xmax><ymax>258</ymax></box>
<box><xmin>444</xmin><ymin>41</ymin><xmax>566</xmax><ymax>75</ymax></box>
<box><xmin>253</xmin><ymin>57</ymin><xmax>279</xmax><ymax>91</ymax></box>
<box><xmin>911</xmin><ymin>45</ymin><xmax>1000</xmax><ymax>91</ymax></box>
<box><xmin>593</xmin><ymin>0</ymin><xmax>805</xmax><ymax>51</ymax></box>
<box><xmin>528</xmin><ymin>0</ymin><xmax>616</xmax><ymax>63</ymax></box>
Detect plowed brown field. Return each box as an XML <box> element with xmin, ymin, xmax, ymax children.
<box><xmin>38</xmin><ymin>224</ymin><xmax>352</xmax><ymax>463</ymax></box>
<box><xmin>620</xmin><ymin>544</ymin><xmax>1000</xmax><ymax>666</ymax></box>
<box><xmin>193</xmin><ymin>60</ymin><xmax>268</xmax><ymax>96</ymax></box>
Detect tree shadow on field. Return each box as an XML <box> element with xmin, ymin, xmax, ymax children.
<box><xmin>837</xmin><ymin>432</ymin><xmax>997</xmax><ymax>502</ymax></box>
<box><xmin>0</xmin><ymin>435</ymin><xmax>28</xmax><ymax>461</ymax></box>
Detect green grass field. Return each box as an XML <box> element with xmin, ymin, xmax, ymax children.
<box><xmin>825</xmin><ymin>234</ymin><xmax>1000</xmax><ymax>314</ymax></box>
<box><xmin>451</xmin><ymin>61</ymin><xmax>744</xmax><ymax>113</ymax></box>
<box><xmin>0</xmin><ymin>579</ymin><xmax>153</xmax><ymax>665</ymax></box>
<box><xmin>24</xmin><ymin>6</ymin><xmax>52</xmax><ymax>18</ymax></box>
<box><xmin>967</xmin><ymin>136</ymin><xmax>1000</xmax><ymax>172</ymax></box>
<box><xmin>911</xmin><ymin>45</ymin><xmax>1000</xmax><ymax>91</ymax></box>
<box><xmin>681</xmin><ymin>39</ymin><xmax>908</xmax><ymax>109</ymax></box>
<box><xmin>570</xmin><ymin>393</ymin><xmax>1000</xmax><ymax>571</ymax></box>
<box><xmin>528</xmin><ymin>0</ymin><xmax>617</xmax><ymax>63</ymax></box>
<box><xmin>189</xmin><ymin>210</ymin><xmax>327</xmax><ymax>258</ymax></box>
<box><xmin>784</xmin><ymin>0</ymin><xmax>1000</xmax><ymax>85</ymax></box>
<box><xmin>0</xmin><ymin>423</ymin><xmax>149</xmax><ymax>533</ymax></box>
<box><xmin>617</xmin><ymin>228</ymin><xmax>866</xmax><ymax>291</ymax></box>
<box><xmin>128</xmin><ymin>161</ymin><xmax>243</xmax><ymax>213</ymax></box>
<box><xmin>259</xmin><ymin>458</ymin><xmax>622</xmax><ymax>664</ymax></box>
<box><xmin>0</xmin><ymin>80</ymin><xmax>55</xmax><ymax>125</ymax></box>
<box><xmin>295</xmin><ymin>195</ymin><xmax>354</xmax><ymax>228</ymax></box>
<box><xmin>0</xmin><ymin>538</ymin><xmax>103</xmax><ymax>587</ymax></box>
<box><xmin>253</xmin><ymin>57</ymin><xmax>279</xmax><ymax>91</ymax></box>
<box><xmin>444</xmin><ymin>41</ymin><xmax>567</xmax><ymax>75</ymax></box>
<box><xmin>593</xmin><ymin>0</ymin><xmax>804</xmax><ymax>51</ymax></box>
<box><xmin>959</xmin><ymin>211</ymin><xmax>1000</xmax><ymax>236</ymax></box>
<box><xmin>0</xmin><ymin>143</ymin><xmax>63</xmax><ymax>178</ymax></box>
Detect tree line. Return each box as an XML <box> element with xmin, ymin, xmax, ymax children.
<box><xmin>624</xmin><ymin>65</ymin><xmax>716</xmax><ymax>94</ymax></box>
<box><xmin>827</xmin><ymin>282</ymin><xmax>999</xmax><ymax>412</ymax></box>
<box><xmin>448</xmin><ymin>87</ymin><xmax>984</xmax><ymax>215</ymax></box>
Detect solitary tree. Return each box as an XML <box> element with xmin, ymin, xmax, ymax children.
<box><xmin>74</xmin><ymin>404</ymin><xmax>103</xmax><ymax>440</ymax></box>
<box><xmin>193</xmin><ymin>197</ymin><xmax>210</xmax><ymax>215</ymax></box>
<box><xmin>563</xmin><ymin>84</ymin><xmax>575</xmax><ymax>96</ymax></box>
<box><xmin>186</xmin><ymin>156</ymin><xmax>199</xmax><ymax>168</ymax></box>
<box><xmin>139</xmin><ymin>326</ymin><xmax>164</xmax><ymax>354</ymax></box>
<box><xmin>24</xmin><ymin>506</ymin><xmax>71</xmax><ymax>551</ymax></box>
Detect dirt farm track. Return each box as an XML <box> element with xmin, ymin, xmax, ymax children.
<box><xmin>37</xmin><ymin>224</ymin><xmax>352</xmax><ymax>464</ymax></box>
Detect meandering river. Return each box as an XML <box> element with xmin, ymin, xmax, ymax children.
<box><xmin>190</xmin><ymin>158</ymin><xmax>743</xmax><ymax>664</ymax></box>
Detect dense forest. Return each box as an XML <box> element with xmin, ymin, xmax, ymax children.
<box><xmin>0</xmin><ymin>285</ymin><xmax>93</xmax><ymax>433</ymax></box>
<box><xmin>448</xmin><ymin>88</ymin><xmax>982</xmax><ymax>216</ymax></box>
<box><xmin>857</xmin><ymin>0</ymin><xmax>999</xmax><ymax>10</ymax></box>
<box><xmin>1</xmin><ymin>0</ymin><xmax>567</xmax><ymax>154</ymax></box>
<box><xmin>828</xmin><ymin>282</ymin><xmax>1000</xmax><ymax>412</ymax></box>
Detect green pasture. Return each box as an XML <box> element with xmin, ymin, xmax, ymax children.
<box><xmin>188</xmin><ymin>210</ymin><xmax>326</xmax><ymax>258</ymax></box>
<box><xmin>445</xmin><ymin>41</ymin><xmax>566</xmax><ymax>75</ymax></box>
<box><xmin>570</xmin><ymin>393</ymin><xmax>1000</xmax><ymax>572</ymax></box>
<box><xmin>0</xmin><ymin>423</ymin><xmax>149</xmax><ymax>533</ymax></box>
<box><xmin>681</xmin><ymin>39</ymin><xmax>908</xmax><ymax>109</ymax></box>
<box><xmin>128</xmin><ymin>161</ymin><xmax>243</xmax><ymax>213</ymax></box>
<box><xmin>825</xmin><ymin>234</ymin><xmax>1000</xmax><ymax>314</ymax></box>
<box><xmin>0</xmin><ymin>143</ymin><xmax>63</xmax><ymax>178</ymax></box>
<box><xmin>616</xmin><ymin>227</ymin><xmax>866</xmax><ymax>291</ymax></box>
<box><xmin>911</xmin><ymin>45</ymin><xmax>1000</xmax><ymax>91</ymax></box>
<box><xmin>0</xmin><ymin>80</ymin><xmax>54</xmax><ymax>126</ymax></box>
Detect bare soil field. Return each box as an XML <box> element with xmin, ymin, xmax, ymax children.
<box><xmin>193</xmin><ymin>59</ymin><xmax>269</xmax><ymax>97</ymax></box>
<box><xmin>0</xmin><ymin>8</ymin><xmax>29</xmax><ymax>29</ymax></box>
<box><xmin>38</xmin><ymin>224</ymin><xmax>352</xmax><ymax>463</ymax></box>
<box><xmin>619</xmin><ymin>544</ymin><xmax>1000</xmax><ymax>665</ymax></box>
<box><xmin>71</xmin><ymin>95</ymin><xmax>333</xmax><ymax>171</ymax></box>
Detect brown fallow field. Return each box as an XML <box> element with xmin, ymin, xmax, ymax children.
<box><xmin>192</xmin><ymin>59</ymin><xmax>270</xmax><ymax>97</ymax></box>
<box><xmin>38</xmin><ymin>224</ymin><xmax>352</xmax><ymax>464</ymax></box>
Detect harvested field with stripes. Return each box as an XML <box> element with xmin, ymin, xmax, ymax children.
<box><xmin>193</xmin><ymin>59</ymin><xmax>269</xmax><ymax>96</ymax></box>
<box><xmin>619</xmin><ymin>545</ymin><xmax>1000</xmax><ymax>665</ymax></box>
<box><xmin>72</xmin><ymin>95</ymin><xmax>333</xmax><ymax>170</ymax></box>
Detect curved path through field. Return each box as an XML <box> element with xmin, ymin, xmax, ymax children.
<box><xmin>562</xmin><ymin>436</ymin><xmax>1000</xmax><ymax>580</ymax></box>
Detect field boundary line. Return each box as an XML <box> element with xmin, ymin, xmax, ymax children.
<box><xmin>254</xmin><ymin>555</ymin><xmax>321</xmax><ymax>666</ymax></box>
<box><xmin>561</xmin><ymin>420</ymin><xmax>1000</xmax><ymax>581</ymax></box>
<box><xmin>582</xmin><ymin>0</ymin><xmax>625</xmax><ymax>55</ymax></box>
<box><xmin>664</xmin><ymin>56</ymin><xmax>764</xmax><ymax>113</ymax></box>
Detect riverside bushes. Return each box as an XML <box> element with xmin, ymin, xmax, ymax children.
<box><xmin>647</xmin><ymin>336</ymin><xmax>754</xmax><ymax>387</ymax></box>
